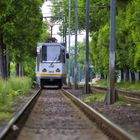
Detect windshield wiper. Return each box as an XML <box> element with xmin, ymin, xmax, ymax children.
<box><xmin>50</xmin><ymin>56</ymin><xmax>57</xmax><ymax>66</ymax></box>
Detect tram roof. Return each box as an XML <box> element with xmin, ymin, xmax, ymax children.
<box><xmin>37</xmin><ymin>42</ymin><xmax>66</xmax><ymax>50</ymax></box>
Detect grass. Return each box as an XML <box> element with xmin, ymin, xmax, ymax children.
<box><xmin>8</xmin><ymin>77</ymin><xmax>32</xmax><ymax>96</ymax></box>
<box><xmin>0</xmin><ymin>102</ymin><xmax>13</xmax><ymax>112</ymax></box>
<box><xmin>0</xmin><ymin>112</ymin><xmax>13</xmax><ymax>119</ymax></box>
<box><xmin>0</xmin><ymin>77</ymin><xmax>32</xmax><ymax>126</ymax></box>
<box><xmin>90</xmin><ymin>79</ymin><xmax>107</xmax><ymax>87</ymax></box>
<box><xmin>114</xmin><ymin>95</ymin><xmax>130</xmax><ymax>106</ymax></box>
<box><xmin>0</xmin><ymin>112</ymin><xmax>13</xmax><ymax>125</ymax></box>
<box><xmin>82</xmin><ymin>93</ymin><xmax>105</xmax><ymax>103</ymax></box>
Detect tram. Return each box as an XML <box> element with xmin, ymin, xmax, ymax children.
<box><xmin>36</xmin><ymin>41</ymin><xmax>68</xmax><ymax>88</ymax></box>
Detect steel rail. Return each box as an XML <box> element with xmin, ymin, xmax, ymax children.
<box><xmin>92</xmin><ymin>86</ymin><xmax>140</xmax><ymax>97</ymax></box>
<box><xmin>0</xmin><ymin>88</ymin><xmax>41</xmax><ymax>140</ymax></box>
<box><xmin>116</xmin><ymin>88</ymin><xmax>140</xmax><ymax>97</ymax></box>
<box><xmin>61</xmin><ymin>89</ymin><xmax>138</xmax><ymax>140</ymax></box>
<box><xmin>124</xmin><ymin>96</ymin><xmax>140</xmax><ymax>104</ymax></box>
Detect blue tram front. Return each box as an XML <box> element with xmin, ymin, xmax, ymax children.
<box><xmin>36</xmin><ymin>43</ymin><xmax>67</xmax><ymax>88</ymax></box>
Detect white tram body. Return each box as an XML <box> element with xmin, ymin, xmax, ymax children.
<box><xmin>36</xmin><ymin>42</ymin><xmax>67</xmax><ymax>88</ymax></box>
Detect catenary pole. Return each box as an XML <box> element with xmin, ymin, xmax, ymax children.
<box><xmin>105</xmin><ymin>0</ymin><xmax>117</xmax><ymax>104</ymax></box>
<box><xmin>85</xmin><ymin>0</ymin><xmax>90</xmax><ymax>94</ymax></box>
<box><xmin>68</xmin><ymin>0</ymin><xmax>71</xmax><ymax>87</ymax></box>
<box><xmin>74</xmin><ymin>0</ymin><xmax>78</xmax><ymax>89</ymax></box>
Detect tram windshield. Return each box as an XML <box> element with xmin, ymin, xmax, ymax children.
<box><xmin>42</xmin><ymin>45</ymin><xmax>61</xmax><ymax>62</ymax></box>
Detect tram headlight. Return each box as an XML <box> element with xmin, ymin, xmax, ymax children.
<box><xmin>56</xmin><ymin>68</ymin><xmax>60</xmax><ymax>72</ymax></box>
<box><xmin>42</xmin><ymin>68</ymin><xmax>47</xmax><ymax>72</ymax></box>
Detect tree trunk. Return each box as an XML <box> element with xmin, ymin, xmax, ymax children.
<box><xmin>139</xmin><ymin>72</ymin><xmax>140</xmax><ymax>81</ymax></box>
<box><xmin>4</xmin><ymin>44</ymin><xmax>8</xmax><ymax>78</ymax></box>
<box><xmin>16</xmin><ymin>63</ymin><xmax>20</xmax><ymax>76</ymax></box>
<box><xmin>121</xmin><ymin>69</ymin><xmax>124</xmax><ymax>81</ymax></box>
<box><xmin>101</xmin><ymin>74</ymin><xmax>104</xmax><ymax>79</ymax></box>
<box><xmin>124</xmin><ymin>68</ymin><xmax>129</xmax><ymax>82</ymax></box>
<box><xmin>16</xmin><ymin>63</ymin><xmax>24</xmax><ymax>77</ymax></box>
<box><xmin>130</xmin><ymin>70</ymin><xmax>135</xmax><ymax>83</ymax></box>
<box><xmin>105</xmin><ymin>74</ymin><xmax>108</xmax><ymax>80</ymax></box>
<box><xmin>7</xmin><ymin>61</ymin><xmax>10</xmax><ymax>77</ymax></box>
<box><xmin>0</xmin><ymin>36</ymin><xmax>8</xmax><ymax>79</ymax></box>
<box><xmin>6</xmin><ymin>51</ymin><xmax>10</xmax><ymax>77</ymax></box>
<box><xmin>0</xmin><ymin>41</ymin><xmax>3</xmax><ymax>79</ymax></box>
<box><xmin>19</xmin><ymin>63</ymin><xmax>24</xmax><ymax>77</ymax></box>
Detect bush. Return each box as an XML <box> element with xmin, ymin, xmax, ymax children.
<box><xmin>0</xmin><ymin>80</ymin><xmax>12</xmax><ymax>104</ymax></box>
<box><xmin>8</xmin><ymin>77</ymin><xmax>32</xmax><ymax>96</ymax></box>
<box><xmin>0</xmin><ymin>77</ymin><xmax>32</xmax><ymax>125</ymax></box>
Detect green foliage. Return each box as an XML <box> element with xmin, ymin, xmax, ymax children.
<box><xmin>135</xmin><ymin>44</ymin><xmax>140</xmax><ymax>69</ymax></box>
<box><xmin>45</xmin><ymin>0</ymin><xmax>140</xmax><ymax>83</ymax></box>
<box><xmin>0</xmin><ymin>77</ymin><xmax>32</xmax><ymax>125</ymax></box>
<box><xmin>82</xmin><ymin>93</ymin><xmax>105</xmax><ymax>103</ymax></box>
<box><xmin>0</xmin><ymin>80</ymin><xmax>12</xmax><ymax>104</ymax></box>
<box><xmin>114</xmin><ymin>95</ymin><xmax>130</xmax><ymax>106</ymax></box>
<box><xmin>0</xmin><ymin>0</ymin><xmax>44</xmax><ymax>79</ymax></box>
<box><xmin>69</xmin><ymin>41</ymin><xmax>86</xmax><ymax>75</ymax></box>
<box><xmin>77</xmin><ymin>41</ymin><xmax>85</xmax><ymax>65</ymax></box>
<box><xmin>89</xmin><ymin>0</ymin><xmax>140</xmax><ymax>77</ymax></box>
<box><xmin>8</xmin><ymin>77</ymin><xmax>32</xmax><ymax>95</ymax></box>
<box><xmin>23</xmin><ymin>58</ymin><xmax>36</xmax><ymax>81</ymax></box>
<box><xmin>125</xmin><ymin>0</ymin><xmax>140</xmax><ymax>70</ymax></box>
<box><xmin>96</xmin><ymin>23</ymin><xmax>110</xmax><ymax>74</ymax></box>
<box><xmin>0</xmin><ymin>77</ymin><xmax>32</xmax><ymax>103</ymax></box>
<box><xmin>0</xmin><ymin>112</ymin><xmax>13</xmax><ymax>126</ymax></box>
<box><xmin>8</xmin><ymin>0</ymin><xmax>43</xmax><ymax>62</ymax></box>
<box><xmin>91</xmin><ymin>79</ymin><xmax>107</xmax><ymax>87</ymax></box>
<box><xmin>10</xmin><ymin>63</ymin><xmax>16</xmax><ymax>76</ymax></box>
<box><xmin>116</xmin><ymin>8</ymin><xmax>129</xmax><ymax>70</ymax></box>
<box><xmin>39</xmin><ymin>21</ymin><xmax>50</xmax><ymax>42</ymax></box>
<box><xmin>0</xmin><ymin>112</ymin><xmax>13</xmax><ymax>119</ymax></box>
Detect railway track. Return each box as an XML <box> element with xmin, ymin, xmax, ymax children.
<box><xmin>0</xmin><ymin>88</ymin><xmax>137</xmax><ymax>140</ymax></box>
<box><xmin>91</xmin><ymin>86</ymin><xmax>140</xmax><ymax>104</ymax></box>
<box><xmin>0</xmin><ymin>88</ymin><xmax>41</xmax><ymax>140</ymax></box>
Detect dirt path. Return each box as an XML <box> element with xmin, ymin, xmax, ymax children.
<box><xmin>16</xmin><ymin>89</ymin><xmax>109</xmax><ymax>140</ymax></box>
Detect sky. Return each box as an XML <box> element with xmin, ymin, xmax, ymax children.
<box><xmin>41</xmin><ymin>1</ymin><xmax>86</xmax><ymax>46</ymax></box>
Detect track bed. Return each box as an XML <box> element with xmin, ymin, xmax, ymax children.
<box><xmin>16</xmin><ymin>89</ymin><xmax>109</xmax><ymax>140</ymax></box>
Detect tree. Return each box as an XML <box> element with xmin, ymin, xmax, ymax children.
<box><xmin>0</xmin><ymin>0</ymin><xmax>43</xmax><ymax>78</ymax></box>
<box><xmin>51</xmin><ymin>0</ymin><xmax>140</xmax><ymax>89</ymax></box>
<box><xmin>39</xmin><ymin>21</ymin><xmax>50</xmax><ymax>42</ymax></box>
<box><xmin>90</xmin><ymin>24</ymin><xmax>110</xmax><ymax>77</ymax></box>
<box><xmin>125</xmin><ymin>0</ymin><xmax>140</xmax><ymax>80</ymax></box>
<box><xmin>0</xmin><ymin>0</ymin><xmax>13</xmax><ymax>79</ymax></box>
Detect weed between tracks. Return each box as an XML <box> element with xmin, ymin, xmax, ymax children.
<box><xmin>0</xmin><ymin>77</ymin><xmax>32</xmax><ymax>126</ymax></box>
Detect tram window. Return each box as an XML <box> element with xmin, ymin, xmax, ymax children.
<box><xmin>37</xmin><ymin>55</ymin><xmax>39</xmax><ymax>71</ymax></box>
<box><xmin>47</xmin><ymin>46</ymin><xmax>60</xmax><ymax>61</ymax></box>
<box><xmin>66</xmin><ymin>53</ymin><xmax>69</xmax><ymax>59</ymax></box>
<box><xmin>42</xmin><ymin>45</ymin><xmax>61</xmax><ymax>62</ymax></box>
<box><xmin>62</xmin><ymin>49</ymin><xmax>65</xmax><ymax>63</ymax></box>
<box><xmin>42</xmin><ymin>45</ymin><xmax>47</xmax><ymax>61</ymax></box>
